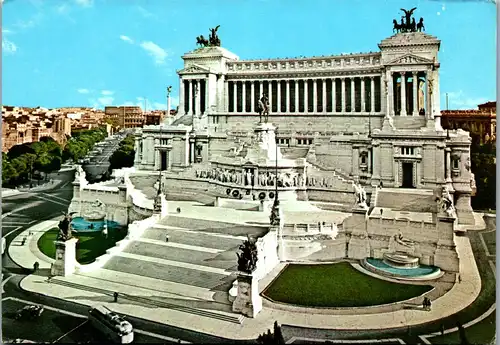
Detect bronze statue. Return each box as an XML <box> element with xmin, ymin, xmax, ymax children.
<box><xmin>270</xmin><ymin>199</ymin><xmax>281</xmax><ymax>226</ymax></box>
<box><xmin>57</xmin><ymin>212</ymin><xmax>75</xmax><ymax>241</ymax></box>
<box><xmin>196</xmin><ymin>35</ymin><xmax>209</xmax><ymax>48</ymax></box>
<box><xmin>258</xmin><ymin>94</ymin><xmax>270</xmax><ymax>123</ymax></box>
<box><xmin>394</xmin><ymin>8</ymin><xmax>421</xmax><ymax>33</ymax></box>
<box><xmin>209</xmin><ymin>25</ymin><xmax>221</xmax><ymax>46</ymax></box>
<box><xmin>236</xmin><ymin>235</ymin><xmax>258</xmax><ymax>274</ymax></box>
<box><xmin>417</xmin><ymin>17</ymin><xmax>425</xmax><ymax>32</ymax></box>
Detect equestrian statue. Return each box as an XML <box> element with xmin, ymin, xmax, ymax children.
<box><xmin>392</xmin><ymin>8</ymin><xmax>424</xmax><ymax>34</ymax></box>
<box><xmin>258</xmin><ymin>94</ymin><xmax>270</xmax><ymax>123</ymax></box>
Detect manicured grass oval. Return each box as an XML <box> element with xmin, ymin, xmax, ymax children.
<box><xmin>37</xmin><ymin>227</ymin><xmax>128</xmax><ymax>265</ymax></box>
<box><xmin>263</xmin><ymin>262</ymin><xmax>433</xmax><ymax>308</ymax></box>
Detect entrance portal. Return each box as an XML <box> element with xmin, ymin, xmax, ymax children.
<box><xmin>401</xmin><ymin>162</ymin><xmax>414</xmax><ymax>188</ymax></box>
<box><xmin>160</xmin><ymin>151</ymin><xmax>167</xmax><ymax>171</ymax></box>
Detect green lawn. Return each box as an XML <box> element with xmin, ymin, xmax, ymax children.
<box><xmin>429</xmin><ymin>311</ymin><xmax>496</xmax><ymax>345</ymax></box>
<box><xmin>262</xmin><ymin>262</ymin><xmax>433</xmax><ymax>308</ymax></box>
<box><xmin>38</xmin><ymin>227</ymin><xmax>128</xmax><ymax>265</ymax></box>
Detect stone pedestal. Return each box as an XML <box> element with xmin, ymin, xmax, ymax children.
<box><xmin>455</xmin><ymin>192</ymin><xmax>475</xmax><ymax>225</ymax></box>
<box><xmin>50</xmin><ymin>238</ymin><xmax>79</xmax><ymax>277</ymax></box>
<box><xmin>434</xmin><ymin>214</ymin><xmax>459</xmax><ymax>282</ymax></box>
<box><xmin>346</xmin><ymin>207</ymin><xmax>370</xmax><ymax>260</ymax></box>
<box><xmin>246</xmin><ymin>123</ymin><xmax>282</xmax><ymax>162</ymax></box>
<box><xmin>232</xmin><ymin>271</ymin><xmax>262</xmax><ymax>318</ymax></box>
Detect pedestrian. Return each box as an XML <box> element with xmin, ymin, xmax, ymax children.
<box><xmin>113</xmin><ymin>291</ymin><xmax>119</xmax><ymax>302</ymax></box>
<box><xmin>428</xmin><ymin>299</ymin><xmax>432</xmax><ymax>311</ymax></box>
<box><xmin>458</xmin><ymin>274</ymin><xmax>462</xmax><ymax>283</ymax></box>
<box><xmin>440</xmin><ymin>323</ymin><xmax>445</xmax><ymax>335</ymax></box>
<box><xmin>177</xmin><ymin>207</ymin><xmax>181</xmax><ymax>213</ymax></box>
<box><xmin>21</xmin><ymin>237</ymin><xmax>26</xmax><ymax>246</ymax></box>
<box><xmin>166</xmin><ymin>235</ymin><xmax>169</xmax><ymax>242</ymax></box>
<box><xmin>33</xmin><ymin>261</ymin><xmax>39</xmax><ymax>272</ymax></box>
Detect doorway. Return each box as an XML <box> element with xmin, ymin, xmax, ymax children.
<box><xmin>160</xmin><ymin>151</ymin><xmax>167</xmax><ymax>171</ymax></box>
<box><xmin>401</xmin><ymin>162</ymin><xmax>414</xmax><ymax>188</ymax></box>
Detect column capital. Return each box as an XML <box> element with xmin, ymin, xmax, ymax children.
<box><xmin>400</xmin><ymin>71</ymin><xmax>406</xmax><ymax>75</ymax></box>
<box><xmin>286</xmin><ymin>79</ymin><xmax>290</xmax><ymax>83</ymax></box>
<box><xmin>412</xmin><ymin>71</ymin><xmax>418</xmax><ymax>76</ymax></box>
<box><xmin>250</xmin><ymin>80</ymin><xmax>255</xmax><ymax>84</ymax></box>
<box><xmin>370</xmin><ymin>76</ymin><xmax>375</xmax><ymax>80</ymax></box>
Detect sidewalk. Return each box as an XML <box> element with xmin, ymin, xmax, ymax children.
<box><xmin>12</xmin><ymin>213</ymin><xmax>482</xmax><ymax>340</ymax></box>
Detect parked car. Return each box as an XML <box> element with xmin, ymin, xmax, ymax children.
<box><xmin>15</xmin><ymin>305</ymin><xmax>44</xmax><ymax>321</ymax></box>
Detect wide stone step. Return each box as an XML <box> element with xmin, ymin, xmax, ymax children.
<box><xmin>50</xmin><ymin>278</ymin><xmax>243</xmax><ymax>324</ymax></box>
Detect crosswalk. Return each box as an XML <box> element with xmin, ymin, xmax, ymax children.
<box><xmin>52</xmin><ymin>218</ymin><xmax>269</xmax><ymax>324</ymax></box>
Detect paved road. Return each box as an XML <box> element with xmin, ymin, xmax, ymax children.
<box><xmin>83</xmin><ymin>134</ymin><xmax>126</xmax><ymax>181</ymax></box>
<box><xmin>1</xmin><ymin>169</ymin><xmax>244</xmax><ymax>344</ymax></box>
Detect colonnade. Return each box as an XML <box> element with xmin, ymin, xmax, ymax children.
<box><xmin>225</xmin><ymin>77</ymin><xmax>382</xmax><ymax>114</ymax></box>
<box><xmin>389</xmin><ymin>71</ymin><xmax>430</xmax><ymax>117</ymax></box>
<box><xmin>181</xmin><ymin>79</ymin><xmax>207</xmax><ymax>115</ymax></box>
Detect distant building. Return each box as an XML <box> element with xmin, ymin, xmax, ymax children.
<box><xmin>104</xmin><ymin>106</ymin><xmax>144</xmax><ymax>129</ymax></box>
<box><xmin>441</xmin><ymin>101</ymin><xmax>496</xmax><ymax>145</ymax></box>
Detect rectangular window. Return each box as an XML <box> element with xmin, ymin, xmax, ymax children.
<box><xmin>401</xmin><ymin>146</ymin><xmax>415</xmax><ymax>155</ymax></box>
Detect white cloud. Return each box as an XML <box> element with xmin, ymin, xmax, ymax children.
<box><xmin>120</xmin><ymin>35</ymin><xmax>134</xmax><ymax>44</ymax></box>
<box><xmin>436</xmin><ymin>11</ymin><xmax>441</xmax><ymax>16</ymax></box>
<box><xmin>2</xmin><ymin>38</ymin><xmax>17</xmax><ymax>54</ymax></box>
<box><xmin>97</xmin><ymin>97</ymin><xmax>114</xmax><ymax>106</ymax></box>
<box><xmin>74</xmin><ymin>0</ymin><xmax>93</xmax><ymax>7</ymax></box>
<box><xmin>442</xmin><ymin>5</ymin><xmax>446</xmax><ymax>11</ymax></box>
<box><xmin>101</xmin><ymin>90</ymin><xmax>114</xmax><ymax>96</ymax></box>
<box><xmin>2</xmin><ymin>28</ymin><xmax>12</xmax><ymax>34</ymax></box>
<box><xmin>446</xmin><ymin>90</ymin><xmax>488</xmax><ymax>110</ymax></box>
<box><xmin>137</xmin><ymin>6</ymin><xmax>154</xmax><ymax>18</ymax></box>
<box><xmin>77</xmin><ymin>88</ymin><xmax>90</xmax><ymax>94</ymax></box>
<box><xmin>140</xmin><ymin>41</ymin><xmax>168</xmax><ymax>65</ymax></box>
<box><xmin>56</xmin><ymin>4</ymin><xmax>69</xmax><ymax>14</ymax></box>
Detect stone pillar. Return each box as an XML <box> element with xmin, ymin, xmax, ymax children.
<box><xmin>195</xmin><ymin>80</ymin><xmax>202</xmax><ymax>116</ymax></box>
<box><xmin>346</xmin><ymin>208</ymin><xmax>370</xmax><ymax>260</ymax></box>
<box><xmin>188</xmin><ymin>80</ymin><xmax>193</xmax><ymax>115</ymax></box>
<box><xmin>204</xmin><ymin>79</ymin><xmax>209</xmax><ymax>115</ymax></box>
<box><xmin>455</xmin><ymin>193</ymin><xmax>475</xmax><ymax>225</ymax></box>
<box><xmin>286</xmin><ymin>80</ymin><xmax>290</xmax><ymax>113</ymax></box>
<box><xmin>233</xmin><ymin>81</ymin><xmax>237</xmax><ymax>113</ymax></box>
<box><xmin>361</xmin><ymin>77</ymin><xmax>366</xmax><ymax>112</ymax></box>
<box><xmin>259</xmin><ymin>81</ymin><xmax>263</xmax><ymax>100</ymax></box>
<box><xmin>400</xmin><ymin>72</ymin><xmax>407</xmax><ymax>116</ymax></box>
<box><xmin>313</xmin><ymin>79</ymin><xmax>318</xmax><ymax>112</ymax></box>
<box><xmin>242</xmin><ymin>81</ymin><xmax>247</xmax><ymax>113</ymax></box>
<box><xmin>294</xmin><ymin>80</ymin><xmax>299</xmax><ymax>112</ymax></box>
<box><xmin>332</xmin><ymin>78</ymin><xmax>337</xmax><ymax>113</ymax></box>
<box><xmin>179</xmin><ymin>79</ymin><xmax>185</xmax><ymax>115</ymax></box>
<box><xmin>189</xmin><ymin>140</ymin><xmax>195</xmax><ymax>165</ymax></box>
<box><xmin>134</xmin><ymin>136</ymin><xmax>140</xmax><ymax>164</ymax></box>
<box><xmin>250</xmin><ymin>81</ymin><xmax>255</xmax><ymax>113</ymax></box>
<box><xmin>155</xmin><ymin>149</ymin><xmax>160</xmax><ymax>170</ymax></box>
<box><xmin>268</xmin><ymin>81</ymin><xmax>272</xmax><ymax>111</ymax></box>
<box><xmin>387</xmin><ymin>72</ymin><xmax>393</xmax><ymax>116</ymax></box>
<box><xmin>341</xmin><ymin>78</ymin><xmax>346</xmax><ymax>113</ymax></box>
<box><xmin>50</xmin><ymin>238</ymin><xmax>79</xmax><ymax>277</ymax></box>
<box><xmin>445</xmin><ymin>148</ymin><xmax>452</xmax><ymax>182</ymax></box>
<box><xmin>350</xmin><ymin>78</ymin><xmax>355</xmax><ymax>112</ymax></box>
<box><xmin>370</xmin><ymin>77</ymin><xmax>375</xmax><ymax>112</ymax></box>
<box><xmin>277</xmin><ymin>80</ymin><xmax>281</xmax><ymax>112</ymax></box>
<box><xmin>426</xmin><ymin>71</ymin><xmax>432</xmax><ymax>119</ymax></box>
<box><xmin>232</xmin><ymin>271</ymin><xmax>263</xmax><ymax>318</ymax></box>
<box><xmin>322</xmin><ymin>79</ymin><xmax>327</xmax><ymax>113</ymax></box>
<box><xmin>224</xmin><ymin>78</ymin><xmax>229</xmax><ymax>112</ymax></box>
<box><xmin>412</xmin><ymin>71</ymin><xmax>418</xmax><ymax>116</ymax></box>
<box><xmin>304</xmin><ymin>79</ymin><xmax>309</xmax><ymax>113</ymax></box>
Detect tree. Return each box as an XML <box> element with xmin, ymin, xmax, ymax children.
<box><xmin>257</xmin><ymin>321</ymin><xmax>285</xmax><ymax>345</ymax></box>
<box><xmin>108</xmin><ymin>134</ymin><xmax>135</xmax><ymax>170</ymax></box>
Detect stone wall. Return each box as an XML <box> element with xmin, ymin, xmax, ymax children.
<box><xmin>254</xmin><ymin>229</ymin><xmax>279</xmax><ymax>280</ymax></box>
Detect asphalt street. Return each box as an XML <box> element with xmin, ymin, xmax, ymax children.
<box><xmin>83</xmin><ymin>133</ymin><xmax>126</xmax><ymax>181</ymax></box>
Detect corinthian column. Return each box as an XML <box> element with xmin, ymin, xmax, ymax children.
<box><xmin>294</xmin><ymin>80</ymin><xmax>299</xmax><ymax>112</ymax></box>
<box><xmin>233</xmin><ymin>81</ymin><xmax>237</xmax><ymax>113</ymax></box>
<box><xmin>341</xmin><ymin>78</ymin><xmax>346</xmax><ymax>113</ymax></box>
<box><xmin>332</xmin><ymin>78</ymin><xmax>336</xmax><ymax>113</ymax></box>
<box><xmin>361</xmin><ymin>77</ymin><xmax>366</xmax><ymax>112</ymax></box>
<box><xmin>188</xmin><ymin>80</ymin><xmax>193</xmax><ymax>115</ymax></box>
<box><xmin>242</xmin><ymin>81</ymin><xmax>247</xmax><ymax>113</ymax></box>
<box><xmin>313</xmin><ymin>79</ymin><xmax>318</xmax><ymax>112</ymax></box>
<box><xmin>250</xmin><ymin>81</ymin><xmax>255</xmax><ymax>113</ymax></box>
<box><xmin>304</xmin><ymin>80</ymin><xmax>309</xmax><ymax>113</ymax></box>
<box><xmin>400</xmin><ymin>72</ymin><xmax>407</xmax><ymax>116</ymax></box>
<box><xmin>268</xmin><ymin>81</ymin><xmax>272</xmax><ymax>111</ymax></box>
<box><xmin>350</xmin><ymin>78</ymin><xmax>355</xmax><ymax>112</ymax></box>
<box><xmin>277</xmin><ymin>81</ymin><xmax>281</xmax><ymax>112</ymax></box>
<box><xmin>195</xmin><ymin>80</ymin><xmax>201</xmax><ymax>116</ymax></box>
<box><xmin>179</xmin><ymin>79</ymin><xmax>185</xmax><ymax>115</ymax></box>
<box><xmin>224</xmin><ymin>79</ymin><xmax>229</xmax><ymax>112</ymax></box>
<box><xmin>322</xmin><ymin>79</ymin><xmax>327</xmax><ymax>113</ymax></box>
<box><xmin>412</xmin><ymin>72</ymin><xmax>418</xmax><ymax>116</ymax></box>
<box><xmin>370</xmin><ymin>77</ymin><xmax>375</xmax><ymax>112</ymax></box>
<box><xmin>286</xmin><ymin>80</ymin><xmax>290</xmax><ymax>113</ymax></box>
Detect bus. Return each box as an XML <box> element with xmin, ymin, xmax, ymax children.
<box><xmin>88</xmin><ymin>305</ymin><xmax>134</xmax><ymax>344</ymax></box>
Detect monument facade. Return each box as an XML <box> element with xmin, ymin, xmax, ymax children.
<box><xmin>134</xmin><ymin>12</ymin><xmax>476</xmax><ymax>225</ymax></box>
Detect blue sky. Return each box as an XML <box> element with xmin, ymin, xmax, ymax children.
<box><xmin>2</xmin><ymin>0</ymin><xmax>496</xmax><ymax>110</ymax></box>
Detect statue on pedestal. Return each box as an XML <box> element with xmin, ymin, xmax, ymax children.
<box><xmin>392</xmin><ymin>8</ymin><xmax>422</xmax><ymax>34</ymax></box>
<box><xmin>57</xmin><ymin>212</ymin><xmax>75</xmax><ymax>241</ymax></box>
<box><xmin>438</xmin><ymin>186</ymin><xmax>455</xmax><ymax>217</ymax></box>
<box><xmin>196</xmin><ymin>25</ymin><xmax>221</xmax><ymax>48</ymax></box>
<box><xmin>352</xmin><ymin>181</ymin><xmax>367</xmax><ymax>208</ymax></box>
<box><xmin>270</xmin><ymin>199</ymin><xmax>281</xmax><ymax>226</ymax></box>
<box><xmin>236</xmin><ymin>235</ymin><xmax>258</xmax><ymax>274</ymax></box>
<box><xmin>258</xmin><ymin>94</ymin><xmax>270</xmax><ymax>123</ymax></box>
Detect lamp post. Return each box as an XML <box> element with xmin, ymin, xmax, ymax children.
<box><xmin>166</xmin><ymin>86</ymin><xmax>172</xmax><ymax>124</ymax></box>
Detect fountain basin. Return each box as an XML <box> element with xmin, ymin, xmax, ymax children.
<box><xmin>71</xmin><ymin>217</ymin><xmax>122</xmax><ymax>232</ymax></box>
<box><xmin>362</xmin><ymin>258</ymin><xmax>443</xmax><ymax>281</ymax></box>
<box><xmin>383</xmin><ymin>252</ymin><xmax>420</xmax><ymax>269</ymax></box>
